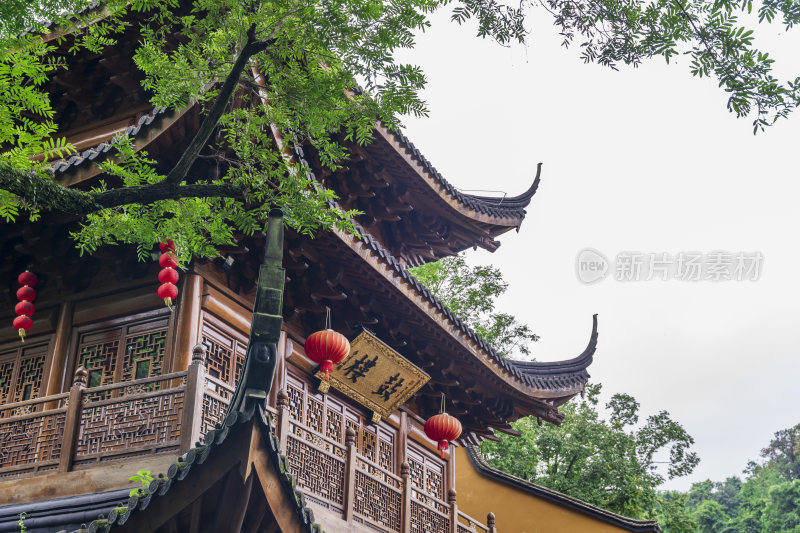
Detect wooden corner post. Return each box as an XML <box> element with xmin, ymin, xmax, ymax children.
<box><xmin>488</xmin><ymin>512</ymin><xmax>497</xmax><ymax>533</ymax></box>
<box><xmin>180</xmin><ymin>344</ymin><xmax>207</xmax><ymax>452</ymax></box>
<box><xmin>401</xmin><ymin>461</ymin><xmax>411</xmax><ymax>533</ymax></box>
<box><xmin>344</xmin><ymin>426</ymin><xmax>357</xmax><ymax>523</ymax></box>
<box><xmin>448</xmin><ymin>488</ymin><xmax>458</xmax><ymax>533</ymax></box>
<box><xmin>276</xmin><ymin>388</ymin><xmax>290</xmax><ymax>453</ymax></box>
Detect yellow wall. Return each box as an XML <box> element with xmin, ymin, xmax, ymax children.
<box><xmin>455</xmin><ymin>447</ymin><xmax>638</xmax><ymax>533</ymax></box>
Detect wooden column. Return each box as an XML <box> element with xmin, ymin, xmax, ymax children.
<box><xmin>448</xmin><ymin>488</ymin><xmax>458</xmax><ymax>533</ymax></box>
<box><xmin>172</xmin><ymin>274</ymin><xmax>203</xmax><ymax>372</ymax></box>
<box><xmin>59</xmin><ymin>366</ymin><xmax>86</xmax><ymax>472</ymax></box>
<box><xmin>401</xmin><ymin>461</ymin><xmax>411</xmax><ymax>533</ymax></box>
<box><xmin>487</xmin><ymin>512</ymin><xmax>497</xmax><ymax>533</ymax></box>
<box><xmin>344</xmin><ymin>426</ymin><xmax>357</xmax><ymax>523</ymax></box>
<box><xmin>43</xmin><ymin>302</ymin><xmax>74</xmax><ymax>399</ymax></box>
<box><xmin>447</xmin><ymin>442</ymin><xmax>457</xmax><ymax>494</ymax></box>
<box><xmin>180</xmin><ymin>344</ymin><xmax>206</xmax><ymax>453</ymax></box>
<box><xmin>398</xmin><ymin>410</ymin><xmax>409</xmax><ymax>472</ymax></box>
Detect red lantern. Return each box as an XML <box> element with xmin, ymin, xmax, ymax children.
<box><xmin>13</xmin><ymin>316</ymin><xmax>32</xmax><ymax>341</ymax></box>
<box><xmin>157</xmin><ymin>242</ymin><xmax>180</xmax><ymax>310</ymax></box>
<box><xmin>15</xmin><ymin>301</ymin><xmax>35</xmax><ymax>317</ymax></box>
<box><xmin>17</xmin><ymin>271</ymin><xmax>38</xmax><ymax>287</ymax></box>
<box><xmin>158</xmin><ymin>282</ymin><xmax>178</xmax><ymax>310</ymax></box>
<box><xmin>158</xmin><ymin>252</ymin><xmax>178</xmax><ymax>269</ymax></box>
<box><xmin>158</xmin><ymin>267</ymin><xmax>179</xmax><ymax>285</ymax></box>
<box><xmin>16</xmin><ymin>286</ymin><xmax>36</xmax><ymax>302</ymax></box>
<box><xmin>304</xmin><ymin>310</ymin><xmax>350</xmax><ymax>380</ymax></box>
<box><xmin>424</xmin><ymin>397</ymin><xmax>462</xmax><ymax>458</ymax></box>
<box><xmin>14</xmin><ymin>271</ymin><xmax>37</xmax><ymax>342</ymax></box>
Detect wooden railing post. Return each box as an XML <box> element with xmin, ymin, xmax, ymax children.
<box><xmin>401</xmin><ymin>461</ymin><xmax>411</xmax><ymax>533</ymax></box>
<box><xmin>59</xmin><ymin>366</ymin><xmax>86</xmax><ymax>472</ymax></box>
<box><xmin>344</xmin><ymin>427</ymin><xmax>357</xmax><ymax>523</ymax></box>
<box><xmin>448</xmin><ymin>488</ymin><xmax>458</xmax><ymax>533</ymax></box>
<box><xmin>487</xmin><ymin>512</ymin><xmax>496</xmax><ymax>533</ymax></box>
<box><xmin>180</xmin><ymin>344</ymin><xmax>206</xmax><ymax>453</ymax></box>
<box><xmin>276</xmin><ymin>389</ymin><xmax>290</xmax><ymax>453</ymax></box>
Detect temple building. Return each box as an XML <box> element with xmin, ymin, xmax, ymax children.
<box><xmin>0</xmin><ymin>14</ymin><xmax>660</xmax><ymax>533</ymax></box>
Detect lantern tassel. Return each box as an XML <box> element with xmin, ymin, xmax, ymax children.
<box><xmin>18</xmin><ymin>329</ymin><xmax>25</xmax><ymax>343</ymax></box>
<box><xmin>164</xmin><ymin>297</ymin><xmax>173</xmax><ymax>311</ymax></box>
<box><xmin>321</xmin><ymin>360</ymin><xmax>334</xmax><ymax>380</ymax></box>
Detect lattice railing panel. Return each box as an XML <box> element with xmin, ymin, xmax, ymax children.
<box><xmin>355</xmin><ymin>456</ymin><xmax>402</xmax><ymax>489</ymax></box>
<box><xmin>457</xmin><ymin>512</ymin><xmax>490</xmax><ymax>533</ymax></box>
<box><xmin>76</xmin><ymin>390</ymin><xmax>184</xmax><ymax>456</ymax></box>
<box><xmin>200</xmin><ymin>392</ymin><xmax>228</xmax><ymax>442</ymax></box>
<box><xmin>286</xmin><ymin>433</ymin><xmax>346</xmax><ymax>505</ymax></box>
<box><xmin>0</xmin><ymin>410</ymin><xmax>65</xmax><ymax>468</ymax></box>
<box><xmin>410</xmin><ymin>499</ymin><xmax>449</xmax><ymax>533</ymax></box>
<box><xmin>354</xmin><ymin>469</ymin><xmax>402</xmax><ymax>532</ymax></box>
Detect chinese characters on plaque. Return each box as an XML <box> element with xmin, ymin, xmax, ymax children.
<box><xmin>315</xmin><ymin>330</ymin><xmax>430</xmax><ymax>423</ymax></box>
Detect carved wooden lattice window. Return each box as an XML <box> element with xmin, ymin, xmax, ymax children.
<box><xmin>0</xmin><ymin>340</ymin><xmax>49</xmax><ymax>405</ymax></box>
<box><xmin>74</xmin><ymin>313</ymin><xmax>169</xmax><ymax>392</ymax></box>
<box><xmin>408</xmin><ymin>441</ymin><xmax>446</xmax><ymax>500</ymax></box>
<box><xmin>200</xmin><ymin>316</ymin><xmax>247</xmax><ymax>387</ymax></box>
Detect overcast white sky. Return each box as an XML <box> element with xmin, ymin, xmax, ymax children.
<box><xmin>396</xmin><ymin>8</ymin><xmax>800</xmax><ymax>491</ymax></box>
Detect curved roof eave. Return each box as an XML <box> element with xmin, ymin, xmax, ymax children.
<box><xmin>510</xmin><ymin>314</ymin><xmax>598</xmax><ymax>377</ymax></box>
<box><xmin>374</xmin><ymin>124</ymin><xmax>541</xmax><ymax>226</ymax></box>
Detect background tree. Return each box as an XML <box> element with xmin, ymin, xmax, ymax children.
<box><xmin>653</xmin><ymin>421</ymin><xmax>800</xmax><ymax>533</ymax></box>
<box><xmin>480</xmin><ymin>383</ymin><xmax>699</xmax><ymax>520</ymax></box>
<box><xmin>409</xmin><ymin>253</ymin><xmax>539</xmax><ymax>357</ymax></box>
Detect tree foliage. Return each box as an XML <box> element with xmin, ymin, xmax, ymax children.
<box><xmin>480</xmin><ymin>383</ymin><xmax>699</xmax><ymax>520</ymax></box>
<box><xmin>409</xmin><ymin>253</ymin><xmax>539</xmax><ymax>357</ymax></box>
<box><xmin>656</xmin><ymin>422</ymin><xmax>800</xmax><ymax>532</ymax></box>
<box><xmin>1</xmin><ymin>0</ymin><xmax>800</xmax><ymax>261</ymax></box>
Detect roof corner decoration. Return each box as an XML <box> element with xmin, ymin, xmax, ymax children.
<box><xmin>509</xmin><ymin>313</ymin><xmax>598</xmax><ymax>387</ymax></box>
<box><xmin>373</xmin><ymin>123</ymin><xmax>542</xmax><ymax>225</ymax></box>
<box><xmin>464</xmin><ymin>162</ymin><xmax>542</xmax><ymax>212</ymax></box>
<box><xmin>228</xmin><ymin>208</ymin><xmax>286</xmax><ymax>415</ymax></box>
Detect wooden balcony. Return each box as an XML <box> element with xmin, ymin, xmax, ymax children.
<box><xmin>0</xmin><ymin>360</ymin><xmax>498</xmax><ymax>533</ymax></box>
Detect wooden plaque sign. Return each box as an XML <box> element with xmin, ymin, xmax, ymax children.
<box><xmin>315</xmin><ymin>330</ymin><xmax>430</xmax><ymax>423</ymax></box>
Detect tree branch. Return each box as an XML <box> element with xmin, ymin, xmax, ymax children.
<box><xmin>0</xmin><ymin>164</ymin><xmax>101</xmax><ymax>214</ymax></box>
<box><xmin>162</xmin><ymin>23</ymin><xmax>275</xmax><ymax>187</ymax></box>
<box><xmin>93</xmin><ymin>183</ymin><xmax>243</xmax><ymax>208</ymax></box>
<box><xmin>0</xmin><ymin>164</ymin><xmax>243</xmax><ymax>215</ymax></box>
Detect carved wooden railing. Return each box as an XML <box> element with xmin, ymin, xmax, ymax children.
<box><xmin>0</xmin><ymin>368</ymin><xmax>187</xmax><ymax>478</ymax></box>
<box><xmin>275</xmin><ymin>392</ymin><xmax>498</xmax><ymax>533</ymax></box>
<box><xmin>0</xmin><ymin>353</ymin><xmax>499</xmax><ymax>533</ymax></box>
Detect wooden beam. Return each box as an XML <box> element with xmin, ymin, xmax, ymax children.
<box><xmin>210</xmin><ymin>468</ymin><xmax>253</xmax><ymax>533</ymax></box>
<box><xmin>188</xmin><ymin>497</ymin><xmax>202</xmax><ymax>533</ymax></box>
